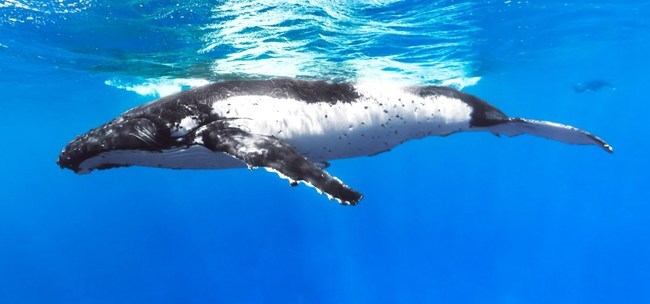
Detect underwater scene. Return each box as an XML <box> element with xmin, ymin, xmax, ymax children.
<box><xmin>1</xmin><ymin>0</ymin><xmax>649</xmax><ymax>303</ymax></box>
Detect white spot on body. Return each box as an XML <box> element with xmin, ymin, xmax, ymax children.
<box><xmin>171</xmin><ymin>116</ymin><xmax>199</xmax><ymax>137</ymax></box>
<box><xmin>211</xmin><ymin>82</ymin><xmax>472</xmax><ymax>162</ymax></box>
<box><xmin>230</xmin><ymin>134</ymin><xmax>268</xmax><ymax>156</ymax></box>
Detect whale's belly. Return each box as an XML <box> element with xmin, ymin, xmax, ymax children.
<box><xmin>211</xmin><ymin>91</ymin><xmax>472</xmax><ymax>162</ymax></box>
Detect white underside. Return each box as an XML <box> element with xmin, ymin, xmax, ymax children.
<box><xmin>78</xmin><ymin>145</ymin><xmax>246</xmax><ymax>173</ymax></box>
<box><xmin>212</xmin><ymin>82</ymin><xmax>472</xmax><ymax>162</ymax></box>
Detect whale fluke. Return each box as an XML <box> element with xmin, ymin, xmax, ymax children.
<box><xmin>489</xmin><ymin>117</ymin><xmax>613</xmax><ymax>153</ymax></box>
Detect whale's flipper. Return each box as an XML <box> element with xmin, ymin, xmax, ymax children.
<box><xmin>201</xmin><ymin>123</ymin><xmax>362</xmax><ymax>205</ymax></box>
<box><xmin>490</xmin><ymin>118</ymin><xmax>613</xmax><ymax>153</ymax></box>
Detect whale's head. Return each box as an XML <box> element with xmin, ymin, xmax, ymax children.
<box><xmin>57</xmin><ymin>117</ymin><xmax>166</xmax><ymax>174</ymax></box>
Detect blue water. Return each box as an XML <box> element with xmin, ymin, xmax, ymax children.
<box><xmin>1</xmin><ymin>1</ymin><xmax>649</xmax><ymax>303</ymax></box>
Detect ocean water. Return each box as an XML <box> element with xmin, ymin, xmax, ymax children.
<box><xmin>1</xmin><ymin>0</ymin><xmax>649</xmax><ymax>303</ymax></box>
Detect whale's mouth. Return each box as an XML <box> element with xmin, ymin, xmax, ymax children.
<box><xmin>57</xmin><ymin>132</ymin><xmax>123</xmax><ymax>174</ymax></box>
<box><xmin>57</xmin><ymin>142</ymin><xmax>122</xmax><ymax>174</ymax></box>
<box><xmin>57</xmin><ymin>117</ymin><xmax>168</xmax><ymax>173</ymax></box>
<box><xmin>57</xmin><ymin>135</ymin><xmax>96</xmax><ymax>173</ymax></box>
<box><xmin>72</xmin><ymin>146</ymin><xmax>246</xmax><ymax>173</ymax></box>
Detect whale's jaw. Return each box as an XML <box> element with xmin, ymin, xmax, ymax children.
<box><xmin>73</xmin><ymin>145</ymin><xmax>247</xmax><ymax>174</ymax></box>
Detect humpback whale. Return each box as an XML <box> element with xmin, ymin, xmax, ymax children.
<box><xmin>57</xmin><ymin>79</ymin><xmax>612</xmax><ymax>205</ymax></box>
<box><xmin>573</xmin><ymin>80</ymin><xmax>615</xmax><ymax>93</ymax></box>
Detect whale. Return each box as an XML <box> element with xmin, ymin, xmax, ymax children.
<box><xmin>57</xmin><ymin>78</ymin><xmax>612</xmax><ymax>205</ymax></box>
<box><xmin>573</xmin><ymin>80</ymin><xmax>615</xmax><ymax>93</ymax></box>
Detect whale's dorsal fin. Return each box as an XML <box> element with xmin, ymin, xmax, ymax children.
<box><xmin>200</xmin><ymin>122</ymin><xmax>362</xmax><ymax>205</ymax></box>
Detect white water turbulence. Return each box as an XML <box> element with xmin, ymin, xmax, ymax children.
<box><xmin>0</xmin><ymin>0</ymin><xmax>90</xmax><ymax>24</ymax></box>
<box><xmin>104</xmin><ymin>78</ymin><xmax>211</xmax><ymax>98</ymax></box>
<box><xmin>199</xmin><ymin>0</ymin><xmax>481</xmax><ymax>88</ymax></box>
<box><xmin>3</xmin><ymin>0</ymin><xmax>645</xmax><ymax>97</ymax></box>
<box><xmin>1</xmin><ymin>0</ymin><xmax>483</xmax><ymax>96</ymax></box>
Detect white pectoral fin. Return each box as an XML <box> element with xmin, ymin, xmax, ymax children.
<box><xmin>200</xmin><ymin>122</ymin><xmax>363</xmax><ymax>205</ymax></box>
<box><xmin>491</xmin><ymin>118</ymin><xmax>613</xmax><ymax>153</ymax></box>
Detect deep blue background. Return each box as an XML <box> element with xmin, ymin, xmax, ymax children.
<box><xmin>1</xmin><ymin>1</ymin><xmax>649</xmax><ymax>303</ymax></box>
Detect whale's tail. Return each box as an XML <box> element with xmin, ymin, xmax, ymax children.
<box><xmin>487</xmin><ymin>117</ymin><xmax>613</xmax><ymax>153</ymax></box>
<box><xmin>432</xmin><ymin>86</ymin><xmax>614</xmax><ymax>153</ymax></box>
